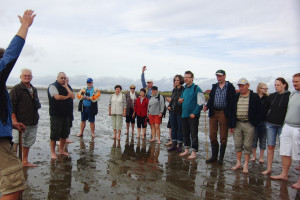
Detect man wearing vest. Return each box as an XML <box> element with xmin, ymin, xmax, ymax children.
<box><xmin>0</xmin><ymin>9</ymin><xmax>35</xmax><ymax>200</ymax></box>
<box><xmin>178</xmin><ymin>71</ymin><xmax>203</xmax><ymax>159</ymax></box>
<box><xmin>77</xmin><ymin>78</ymin><xmax>99</xmax><ymax>138</ymax></box>
<box><xmin>203</xmin><ymin>69</ymin><xmax>236</xmax><ymax>165</ymax></box>
<box><xmin>48</xmin><ymin>72</ymin><xmax>75</xmax><ymax>159</ymax></box>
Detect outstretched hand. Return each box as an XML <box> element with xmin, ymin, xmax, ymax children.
<box><xmin>18</xmin><ymin>10</ymin><xmax>36</xmax><ymax>28</ymax></box>
<box><xmin>142</xmin><ymin>66</ymin><xmax>147</xmax><ymax>73</ymax></box>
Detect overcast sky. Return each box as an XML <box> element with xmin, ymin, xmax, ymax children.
<box><xmin>1</xmin><ymin>0</ymin><xmax>300</xmax><ymax>91</ymax></box>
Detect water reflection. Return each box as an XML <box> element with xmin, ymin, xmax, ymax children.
<box><xmin>48</xmin><ymin>156</ymin><xmax>72</xmax><ymax>200</ymax></box>
<box><xmin>75</xmin><ymin>138</ymin><xmax>97</xmax><ymax>193</ymax></box>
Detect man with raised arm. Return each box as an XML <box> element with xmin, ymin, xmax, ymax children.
<box><xmin>0</xmin><ymin>9</ymin><xmax>36</xmax><ymax>200</ymax></box>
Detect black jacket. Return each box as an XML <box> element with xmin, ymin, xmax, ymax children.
<box><xmin>206</xmin><ymin>81</ymin><xmax>236</xmax><ymax>128</ymax></box>
<box><xmin>168</xmin><ymin>86</ymin><xmax>184</xmax><ymax>115</ymax></box>
<box><xmin>9</xmin><ymin>82</ymin><xmax>40</xmax><ymax>125</ymax></box>
<box><xmin>232</xmin><ymin>90</ymin><xmax>262</xmax><ymax>127</ymax></box>
<box><xmin>266</xmin><ymin>91</ymin><xmax>290</xmax><ymax>125</ymax></box>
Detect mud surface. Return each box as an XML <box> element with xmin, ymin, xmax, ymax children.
<box><xmin>11</xmin><ymin>91</ymin><xmax>300</xmax><ymax>199</ymax></box>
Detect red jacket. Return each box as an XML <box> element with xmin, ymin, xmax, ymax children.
<box><xmin>134</xmin><ymin>97</ymin><xmax>149</xmax><ymax>117</ymax></box>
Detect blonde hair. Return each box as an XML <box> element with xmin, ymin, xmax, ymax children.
<box><xmin>256</xmin><ymin>82</ymin><xmax>269</xmax><ymax>96</ymax></box>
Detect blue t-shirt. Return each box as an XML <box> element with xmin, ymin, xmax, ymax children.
<box><xmin>83</xmin><ymin>87</ymin><xmax>94</xmax><ymax>107</ymax></box>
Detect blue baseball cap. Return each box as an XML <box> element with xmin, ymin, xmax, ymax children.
<box><xmin>87</xmin><ymin>78</ymin><xmax>93</xmax><ymax>83</ymax></box>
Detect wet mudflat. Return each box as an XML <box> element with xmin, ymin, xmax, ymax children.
<box><xmin>16</xmin><ymin>91</ymin><xmax>300</xmax><ymax>199</ymax></box>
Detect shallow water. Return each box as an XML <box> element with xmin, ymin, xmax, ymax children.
<box><xmin>8</xmin><ymin>91</ymin><xmax>300</xmax><ymax>199</ymax></box>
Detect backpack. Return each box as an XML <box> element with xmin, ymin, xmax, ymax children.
<box><xmin>151</xmin><ymin>93</ymin><xmax>167</xmax><ymax>118</ymax></box>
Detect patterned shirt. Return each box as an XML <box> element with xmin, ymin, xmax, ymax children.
<box><xmin>236</xmin><ymin>94</ymin><xmax>249</xmax><ymax>120</ymax></box>
<box><xmin>214</xmin><ymin>82</ymin><xmax>228</xmax><ymax>109</ymax></box>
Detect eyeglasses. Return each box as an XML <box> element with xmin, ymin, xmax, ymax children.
<box><xmin>130</xmin><ymin>88</ymin><xmax>135</xmax><ymax>89</ymax></box>
<box><xmin>21</xmin><ymin>75</ymin><xmax>32</xmax><ymax>78</ymax></box>
<box><xmin>87</xmin><ymin>82</ymin><xmax>92</xmax><ymax>83</ymax></box>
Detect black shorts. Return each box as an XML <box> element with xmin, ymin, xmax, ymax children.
<box><xmin>137</xmin><ymin>115</ymin><xmax>147</xmax><ymax>128</ymax></box>
<box><xmin>50</xmin><ymin>116</ymin><xmax>71</xmax><ymax>141</ymax></box>
<box><xmin>126</xmin><ymin>108</ymin><xmax>136</xmax><ymax>123</ymax></box>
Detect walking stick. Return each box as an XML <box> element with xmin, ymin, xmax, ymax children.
<box><xmin>204</xmin><ymin>111</ymin><xmax>208</xmax><ymax>160</ymax></box>
<box><xmin>18</xmin><ymin>130</ymin><xmax>22</xmax><ymax>161</ymax></box>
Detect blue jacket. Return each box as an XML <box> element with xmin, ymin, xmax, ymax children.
<box><xmin>0</xmin><ymin>36</ymin><xmax>25</xmax><ymax>139</ymax></box>
<box><xmin>180</xmin><ymin>83</ymin><xmax>203</xmax><ymax>118</ymax></box>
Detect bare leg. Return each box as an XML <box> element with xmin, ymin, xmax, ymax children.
<box><xmin>90</xmin><ymin>122</ymin><xmax>95</xmax><ymax>138</ymax></box>
<box><xmin>137</xmin><ymin>128</ymin><xmax>141</xmax><ymax>138</ymax></box>
<box><xmin>155</xmin><ymin>124</ymin><xmax>161</xmax><ymax>144</ymax></box>
<box><xmin>22</xmin><ymin>147</ymin><xmax>37</xmax><ymax>167</ymax></box>
<box><xmin>50</xmin><ymin>140</ymin><xmax>57</xmax><ymax>159</ymax></box>
<box><xmin>259</xmin><ymin>149</ymin><xmax>265</xmax><ymax>163</ymax></box>
<box><xmin>77</xmin><ymin>121</ymin><xmax>86</xmax><ymax>137</ymax></box>
<box><xmin>270</xmin><ymin>156</ymin><xmax>291</xmax><ymax>180</ymax></box>
<box><xmin>142</xmin><ymin>128</ymin><xmax>146</xmax><ymax>139</ymax></box>
<box><xmin>131</xmin><ymin>123</ymin><xmax>135</xmax><ymax>135</ymax></box>
<box><xmin>1</xmin><ymin>190</ymin><xmax>24</xmax><ymax>200</ymax></box>
<box><xmin>59</xmin><ymin>138</ymin><xmax>70</xmax><ymax>156</ymax></box>
<box><xmin>243</xmin><ymin>154</ymin><xmax>250</xmax><ymax>173</ymax></box>
<box><xmin>231</xmin><ymin>152</ymin><xmax>242</xmax><ymax>170</ymax></box>
<box><xmin>251</xmin><ymin>148</ymin><xmax>256</xmax><ymax>161</ymax></box>
<box><xmin>292</xmin><ymin>178</ymin><xmax>300</xmax><ymax>189</ymax></box>
<box><xmin>66</xmin><ymin>138</ymin><xmax>74</xmax><ymax>143</ymax></box>
<box><xmin>188</xmin><ymin>151</ymin><xmax>197</xmax><ymax>159</ymax></box>
<box><xmin>112</xmin><ymin>129</ymin><xmax>117</xmax><ymax>139</ymax></box>
<box><xmin>117</xmin><ymin>130</ymin><xmax>121</xmax><ymax>140</ymax></box>
<box><xmin>149</xmin><ymin>124</ymin><xmax>156</xmax><ymax>142</ymax></box>
<box><xmin>126</xmin><ymin>123</ymin><xmax>130</xmax><ymax>134</ymax></box>
<box><xmin>179</xmin><ymin>148</ymin><xmax>189</xmax><ymax>157</ymax></box>
<box><xmin>262</xmin><ymin>145</ymin><xmax>274</xmax><ymax>174</ymax></box>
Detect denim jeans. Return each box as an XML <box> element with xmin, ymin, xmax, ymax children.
<box><xmin>252</xmin><ymin>122</ymin><xmax>267</xmax><ymax>150</ymax></box>
<box><xmin>181</xmin><ymin>116</ymin><xmax>199</xmax><ymax>152</ymax></box>
<box><xmin>266</xmin><ymin>122</ymin><xmax>282</xmax><ymax>146</ymax></box>
<box><xmin>169</xmin><ymin>111</ymin><xmax>183</xmax><ymax>143</ymax></box>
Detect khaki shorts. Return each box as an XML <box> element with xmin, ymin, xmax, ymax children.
<box><xmin>0</xmin><ymin>139</ymin><xmax>26</xmax><ymax>196</ymax></box>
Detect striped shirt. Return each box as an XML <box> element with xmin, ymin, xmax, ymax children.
<box><xmin>236</xmin><ymin>94</ymin><xmax>249</xmax><ymax>120</ymax></box>
<box><xmin>214</xmin><ymin>82</ymin><xmax>228</xmax><ymax>109</ymax></box>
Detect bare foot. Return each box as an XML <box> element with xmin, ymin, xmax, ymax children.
<box><xmin>77</xmin><ymin>134</ymin><xmax>83</xmax><ymax>137</ymax></box>
<box><xmin>187</xmin><ymin>154</ymin><xmax>196</xmax><ymax>160</ymax></box>
<box><xmin>149</xmin><ymin>139</ymin><xmax>156</xmax><ymax>142</ymax></box>
<box><xmin>91</xmin><ymin>133</ymin><xmax>96</xmax><ymax>138</ymax></box>
<box><xmin>111</xmin><ymin>136</ymin><xmax>116</xmax><ymax>139</ymax></box>
<box><xmin>292</xmin><ymin>181</ymin><xmax>300</xmax><ymax>189</ymax></box>
<box><xmin>251</xmin><ymin>157</ymin><xmax>256</xmax><ymax>162</ymax></box>
<box><xmin>51</xmin><ymin>154</ymin><xmax>58</xmax><ymax>159</ymax></box>
<box><xmin>243</xmin><ymin>167</ymin><xmax>249</xmax><ymax>174</ymax></box>
<box><xmin>296</xmin><ymin>166</ymin><xmax>300</xmax><ymax>170</ymax></box>
<box><xmin>259</xmin><ymin>159</ymin><xmax>264</xmax><ymax>164</ymax></box>
<box><xmin>231</xmin><ymin>164</ymin><xmax>242</xmax><ymax>170</ymax></box>
<box><xmin>66</xmin><ymin>139</ymin><xmax>74</xmax><ymax>143</ymax></box>
<box><xmin>136</xmin><ymin>136</ymin><xmax>140</xmax><ymax>139</ymax></box>
<box><xmin>156</xmin><ymin>140</ymin><xmax>161</xmax><ymax>144</ymax></box>
<box><xmin>23</xmin><ymin>162</ymin><xmax>38</xmax><ymax>167</ymax></box>
<box><xmin>262</xmin><ymin>169</ymin><xmax>271</xmax><ymax>175</ymax></box>
<box><xmin>270</xmin><ymin>174</ymin><xmax>288</xmax><ymax>181</ymax></box>
<box><xmin>116</xmin><ymin>137</ymin><xmax>120</xmax><ymax>140</ymax></box>
<box><xmin>179</xmin><ymin>151</ymin><xmax>189</xmax><ymax>157</ymax></box>
<box><xmin>59</xmin><ymin>152</ymin><xmax>70</xmax><ymax>157</ymax></box>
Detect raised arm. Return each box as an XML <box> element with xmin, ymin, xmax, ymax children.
<box><xmin>17</xmin><ymin>10</ymin><xmax>36</xmax><ymax>40</ymax></box>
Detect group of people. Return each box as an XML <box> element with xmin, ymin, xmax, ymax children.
<box><xmin>0</xmin><ymin>9</ymin><xmax>299</xmax><ymax>200</ymax></box>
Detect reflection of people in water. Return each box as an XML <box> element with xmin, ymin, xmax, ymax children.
<box><xmin>204</xmin><ymin>166</ymin><xmax>226</xmax><ymax>199</ymax></box>
<box><xmin>75</xmin><ymin>138</ymin><xmax>96</xmax><ymax>193</ymax></box>
<box><xmin>108</xmin><ymin>139</ymin><xmax>122</xmax><ymax>187</ymax></box>
<box><xmin>48</xmin><ymin>156</ymin><xmax>72</xmax><ymax>200</ymax></box>
<box><xmin>123</xmin><ymin>134</ymin><xmax>136</xmax><ymax>160</ymax></box>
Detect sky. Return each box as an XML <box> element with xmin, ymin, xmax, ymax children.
<box><xmin>1</xmin><ymin>0</ymin><xmax>300</xmax><ymax>92</ymax></box>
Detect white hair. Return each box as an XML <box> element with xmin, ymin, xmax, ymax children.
<box><xmin>20</xmin><ymin>68</ymin><xmax>32</xmax><ymax>75</ymax></box>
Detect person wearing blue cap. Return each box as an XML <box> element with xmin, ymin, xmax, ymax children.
<box><xmin>77</xmin><ymin>78</ymin><xmax>100</xmax><ymax>138</ymax></box>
